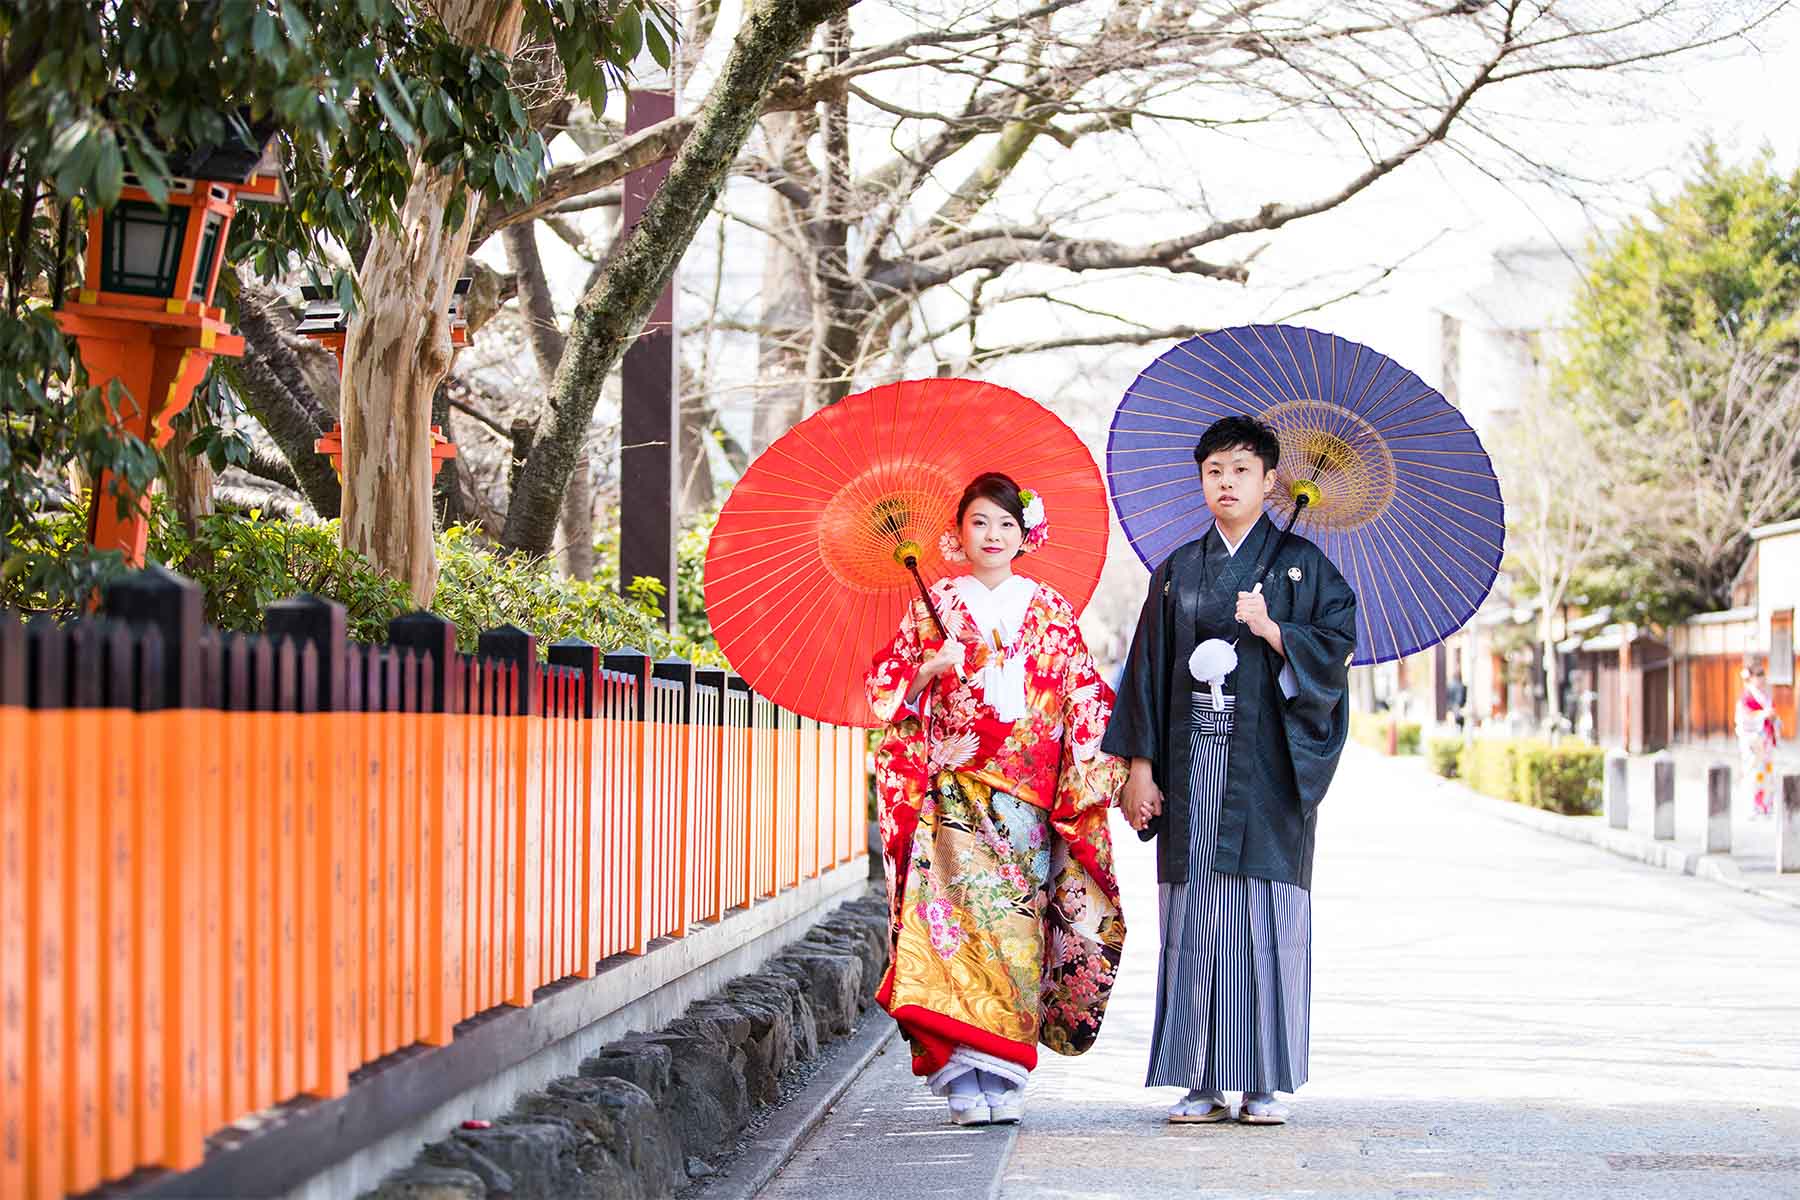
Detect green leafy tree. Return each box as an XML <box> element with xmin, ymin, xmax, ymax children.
<box><xmin>1556</xmin><ymin>146</ymin><xmax>1800</xmax><ymax>619</ymax></box>
<box><xmin>0</xmin><ymin>0</ymin><xmax>671</xmax><ymax>610</ymax></box>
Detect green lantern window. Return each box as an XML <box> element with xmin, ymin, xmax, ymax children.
<box><xmin>189</xmin><ymin>211</ymin><xmax>225</xmax><ymax>302</ymax></box>
<box><xmin>101</xmin><ymin>200</ymin><xmax>191</xmax><ymax>298</ymax></box>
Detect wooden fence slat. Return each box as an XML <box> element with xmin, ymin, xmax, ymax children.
<box><xmin>271</xmin><ymin>639</ymin><xmax>300</xmax><ymax>1106</ymax></box>
<box><xmin>99</xmin><ymin>624</ymin><xmax>135</xmax><ymax>1183</ymax></box>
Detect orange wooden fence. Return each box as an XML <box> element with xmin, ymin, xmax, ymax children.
<box><xmin>0</xmin><ymin>571</ymin><xmax>868</xmax><ymax>1199</ymax></box>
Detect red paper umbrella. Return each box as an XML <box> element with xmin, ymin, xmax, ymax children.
<box><xmin>705</xmin><ymin>378</ymin><xmax>1110</xmax><ymax>728</ymax></box>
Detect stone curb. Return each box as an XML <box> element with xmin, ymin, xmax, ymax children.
<box><xmin>688</xmin><ymin>1011</ymin><xmax>898</xmax><ymax>1200</ymax></box>
<box><xmin>358</xmin><ymin>892</ymin><xmax>894</xmax><ymax>1199</ymax></box>
<box><xmin>1390</xmin><ymin>752</ymin><xmax>1800</xmax><ymax>911</ymax></box>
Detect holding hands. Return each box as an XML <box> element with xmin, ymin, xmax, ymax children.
<box><xmin>1121</xmin><ymin>758</ymin><xmax>1162</xmax><ymax>831</ymax></box>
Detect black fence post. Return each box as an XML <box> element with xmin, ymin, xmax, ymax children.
<box><xmin>264</xmin><ymin>594</ymin><xmax>349</xmax><ymax>712</ymax></box>
<box><xmin>0</xmin><ymin>613</ymin><xmax>23</xmax><ymax>708</ymax></box>
<box><xmin>477</xmin><ymin>625</ymin><xmax>539</xmax><ymax>716</ymax></box>
<box><xmin>390</xmin><ymin>612</ymin><xmax>463</xmax><ymax>714</ymax></box>
<box><xmin>603</xmin><ymin>648</ymin><xmax>652</xmax><ymax>722</ymax></box>
<box><xmin>101</xmin><ymin>563</ymin><xmax>203</xmax><ymax>709</ymax></box>
<box><xmin>653</xmin><ymin>656</ymin><xmax>694</xmax><ymax>723</ymax></box>
<box><xmin>548</xmin><ymin>639</ymin><xmax>601</xmax><ymax>718</ymax></box>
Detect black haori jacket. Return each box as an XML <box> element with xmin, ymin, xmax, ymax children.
<box><xmin>1101</xmin><ymin>516</ymin><xmax>1358</xmax><ymax>888</ymax></box>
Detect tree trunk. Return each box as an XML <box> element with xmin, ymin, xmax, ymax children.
<box><xmin>803</xmin><ymin>17</ymin><xmax>858</xmax><ymax>411</ymax></box>
<box><xmin>342</xmin><ymin>0</ymin><xmax>527</xmax><ymax>604</ymax></box>
<box><xmin>1541</xmin><ymin>608</ymin><xmax>1563</xmax><ymax>725</ymax></box>
<box><xmin>503</xmin><ymin>0</ymin><xmax>859</xmax><ymax>556</ymax></box>
<box><xmin>227</xmin><ymin>352</ymin><xmax>339</xmax><ymax>518</ymax></box>
<box><xmin>161</xmin><ymin>419</ymin><xmax>214</xmax><ymax>574</ymax></box>
<box><xmin>679</xmin><ymin>363</ymin><xmax>719</xmax><ymax>514</ymax></box>
<box><xmin>560</xmin><ymin>449</ymin><xmax>595</xmax><ymax>579</ymax></box>
<box><xmin>502</xmin><ymin>219</ymin><xmax>594</xmax><ymax>578</ymax></box>
<box><xmin>751</xmin><ymin>108</ymin><xmax>815</xmax><ymax>453</ymax></box>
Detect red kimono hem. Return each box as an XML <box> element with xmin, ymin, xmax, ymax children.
<box><xmin>876</xmin><ymin>969</ymin><xmax>1041</xmax><ymax>1077</ymax></box>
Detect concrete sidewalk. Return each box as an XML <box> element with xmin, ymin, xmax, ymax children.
<box><xmin>760</xmin><ymin>745</ymin><xmax>1800</xmax><ymax>1200</ymax></box>
<box><xmin>1400</xmin><ymin>753</ymin><xmax>1800</xmax><ymax>910</ymax></box>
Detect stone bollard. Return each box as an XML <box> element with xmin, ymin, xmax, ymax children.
<box><xmin>1652</xmin><ymin>754</ymin><xmax>1676</xmax><ymax>841</ymax></box>
<box><xmin>1704</xmin><ymin>763</ymin><xmax>1732</xmax><ymax>854</ymax></box>
<box><xmin>1781</xmin><ymin>774</ymin><xmax>1800</xmax><ymax>874</ymax></box>
<box><xmin>1604</xmin><ymin>753</ymin><xmax>1629</xmax><ymax>831</ymax></box>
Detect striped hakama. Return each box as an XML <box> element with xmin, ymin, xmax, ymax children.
<box><xmin>1144</xmin><ymin>694</ymin><xmax>1312</xmax><ymax>1094</ymax></box>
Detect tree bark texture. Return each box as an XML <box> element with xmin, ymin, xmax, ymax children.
<box><xmin>751</xmin><ymin>109</ymin><xmax>815</xmax><ymax>453</ymax></box>
<box><xmin>228</xmin><ymin>299</ymin><xmax>341</xmax><ymax>517</ymax></box>
<box><xmin>342</xmin><ymin>0</ymin><xmax>527</xmax><ymax>604</ymax></box>
<box><xmin>803</xmin><ymin>17</ymin><xmax>857</xmax><ymax>410</ymax></box>
<box><xmin>502</xmin><ymin>220</ymin><xmax>594</xmax><ymax>578</ymax></box>
<box><xmin>161</xmin><ymin>419</ymin><xmax>214</xmax><ymax>545</ymax></box>
<box><xmin>502</xmin><ymin>0</ymin><xmax>859</xmax><ymax>556</ymax></box>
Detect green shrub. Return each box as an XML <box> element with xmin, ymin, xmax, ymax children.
<box><xmin>1457</xmin><ymin>738</ymin><xmax>1544</xmax><ymax>803</ymax></box>
<box><xmin>435</xmin><ymin>526</ymin><xmax>719</xmax><ymax>662</ymax></box>
<box><xmin>1454</xmin><ymin>738</ymin><xmax>1602</xmax><ymax>815</ymax></box>
<box><xmin>1513</xmin><ymin>744</ymin><xmax>1604</xmax><ymax>815</ymax></box>
<box><xmin>155</xmin><ymin>510</ymin><xmax>415</xmax><ymax>642</ymax></box>
<box><xmin>1426</xmin><ymin>737</ymin><xmax>1461</xmax><ymax>778</ymax></box>
<box><xmin>14</xmin><ymin>504</ymin><xmax>722</xmax><ymax>661</ymax></box>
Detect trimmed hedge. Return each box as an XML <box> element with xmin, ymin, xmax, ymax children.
<box><xmin>1350</xmin><ymin>710</ymin><xmax>1421</xmax><ymax>755</ymax></box>
<box><xmin>1514</xmin><ymin>744</ymin><xmax>1604</xmax><ymax>815</ymax></box>
<box><xmin>1426</xmin><ymin>737</ymin><xmax>1461</xmax><ymax>779</ymax></box>
<box><xmin>1455</xmin><ymin>737</ymin><xmax>1602</xmax><ymax>815</ymax></box>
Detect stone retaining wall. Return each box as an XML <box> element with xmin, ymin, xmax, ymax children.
<box><xmin>361</xmin><ymin>894</ymin><xmax>891</xmax><ymax>1200</ymax></box>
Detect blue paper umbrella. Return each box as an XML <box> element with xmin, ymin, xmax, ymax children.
<box><xmin>1107</xmin><ymin>324</ymin><xmax>1505</xmax><ymax>666</ymax></box>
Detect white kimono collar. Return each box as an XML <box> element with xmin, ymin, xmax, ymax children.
<box><xmin>950</xmin><ymin>574</ymin><xmax>1037</xmax><ymax>722</ymax></box>
<box><xmin>952</xmin><ymin>573</ymin><xmax>1036</xmax><ymax>648</ymax></box>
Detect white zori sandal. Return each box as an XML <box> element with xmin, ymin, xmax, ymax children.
<box><xmin>1168</xmin><ymin>1090</ymin><xmax>1232</xmax><ymax>1124</ymax></box>
<box><xmin>930</xmin><ymin>1050</ymin><xmax>1027</xmax><ymax>1127</ymax></box>
<box><xmin>1238</xmin><ymin>1093</ymin><xmax>1291</xmax><ymax>1125</ymax></box>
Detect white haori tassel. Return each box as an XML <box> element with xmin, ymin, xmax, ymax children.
<box><xmin>980</xmin><ymin>652</ymin><xmax>1029</xmax><ymax>723</ymax></box>
<box><xmin>1188</xmin><ymin>638</ymin><xmax>1238</xmax><ymax>711</ymax></box>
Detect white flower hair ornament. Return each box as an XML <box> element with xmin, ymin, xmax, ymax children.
<box><xmin>1017</xmin><ymin>487</ymin><xmax>1050</xmax><ymax>553</ymax></box>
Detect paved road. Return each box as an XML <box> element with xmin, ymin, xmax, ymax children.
<box><xmin>761</xmin><ymin>746</ymin><xmax>1800</xmax><ymax>1199</ymax></box>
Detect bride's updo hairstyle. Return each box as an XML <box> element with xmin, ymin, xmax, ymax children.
<box><xmin>955</xmin><ymin>472</ymin><xmax>1027</xmax><ymax>528</ymax></box>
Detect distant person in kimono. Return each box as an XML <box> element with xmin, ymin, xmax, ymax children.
<box><xmin>1737</xmin><ymin>660</ymin><xmax>1779</xmax><ymax>819</ymax></box>
<box><xmin>1103</xmin><ymin>415</ymin><xmax>1357</xmax><ymax>1127</ymax></box>
<box><xmin>865</xmin><ymin>472</ymin><xmax>1127</xmax><ymax>1127</ymax></box>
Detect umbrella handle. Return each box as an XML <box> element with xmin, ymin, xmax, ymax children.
<box><xmin>902</xmin><ymin>555</ymin><xmax>949</xmax><ymax>641</ymax></box>
<box><xmin>1240</xmin><ymin>491</ymin><xmax>1311</xmax><ymax>616</ymax></box>
<box><xmin>902</xmin><ymin>554</ymin><xmax>954</xmax><ymax>719</ymax></box>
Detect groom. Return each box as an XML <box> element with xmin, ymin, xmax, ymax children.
<box><xmin>1102</xmin><ymin>414</ymin><xmax>1357</xmax><ymax>1126</ymax></box>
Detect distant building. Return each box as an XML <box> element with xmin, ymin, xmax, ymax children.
<box><xmin>1354</xmin><ymin>243</ymin><xmax>1581</xmax><ymax>730</ymax></box>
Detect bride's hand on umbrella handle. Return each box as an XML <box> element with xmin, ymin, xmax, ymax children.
<box><xmin>921</xmin><ymin>639</ymin><xmax>965</xmax><ymax>683</ymax></box>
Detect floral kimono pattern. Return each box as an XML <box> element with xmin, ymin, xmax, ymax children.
<box><xmin>866</xmin><ymin>577</ymin><xmax>1128</xmax><ymax>1081</ymax></box>
<box><xmin>1738</xmin><ymin>685</ymin><xmax>1778</xmax><ymax>816</ymax></box>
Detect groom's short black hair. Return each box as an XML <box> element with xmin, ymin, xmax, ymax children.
<box><xmin>1193</xmin><ymin>415</ymin><xmax>1280</xmax><ymax>474</ymax></box>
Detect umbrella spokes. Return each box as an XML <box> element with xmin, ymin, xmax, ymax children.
<box><xmin>1264</xmin><ymin>398</ymin><xmax>1395</xmax><ymax>534</ymax></box>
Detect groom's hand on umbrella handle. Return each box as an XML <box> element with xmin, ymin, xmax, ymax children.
<box><xmin>1236</xmin><ymin>588</ymin><xmax>1272</xmax><ymax>636</ymax></box>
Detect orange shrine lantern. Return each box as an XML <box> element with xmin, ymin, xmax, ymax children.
<box><xmin>298</xmin><ymin>278</ymin><xmax>468</xmax><ymax>480</ymax></box>
<box><xmin>58</xmin><ymin>122</ymin><xmax>285</xmax><ymax>566</ymax></box>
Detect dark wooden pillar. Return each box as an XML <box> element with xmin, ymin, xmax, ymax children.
<box><xmin>619</xmin><ymin>87</ymin><xmax>678</xmax><ymax>629</ymax></box>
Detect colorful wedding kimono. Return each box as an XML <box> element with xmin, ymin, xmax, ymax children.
<box><xmin>865</xmin><ymin>574</ymin><xmax>1127</xmax><ymax>1092</ymax></box>
<box><xmin>1737</xmin><ymin>682</ymin><xmax>1778</xmax><ymax>817</ymax></box>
